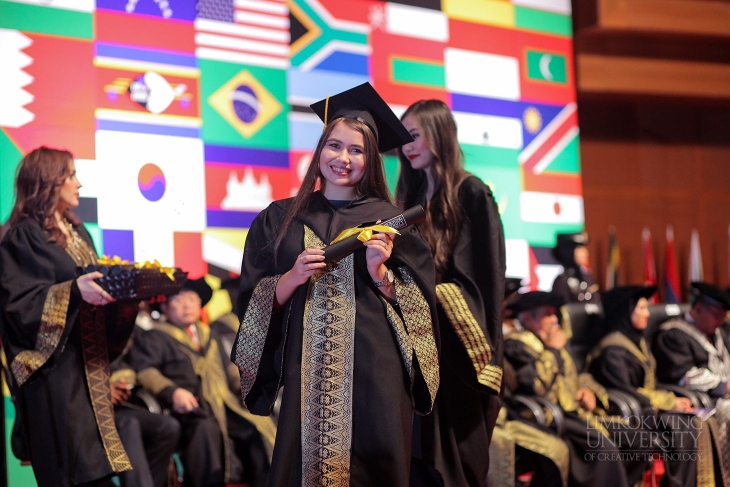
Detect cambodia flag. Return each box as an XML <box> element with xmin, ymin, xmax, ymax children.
<box><xmin>664</xmin><ymin>226</ymin><xmax>681</xmax><ymax>303</ymax></box>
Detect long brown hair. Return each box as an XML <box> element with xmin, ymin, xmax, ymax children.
<box><xmin>273</xmin><ymin>117</ymin><xmax>391</xmax><ymax>257</ymax></box>
<box><xmin>8</xmin><ymin>146</ymin><xmax>80</xmax><ymax>248</ymax></box>
<box><xmin>396</xmin><ymin>100</ymin><xmax>467</xmax><ymax>275</ymax></box>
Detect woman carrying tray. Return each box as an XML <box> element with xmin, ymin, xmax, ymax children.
<box><xmin>0</xmin><ymin>147</ymin><xmax>139</xmax><ymax>486</ymax></box>
<box><xmin>397</xmin><ymin>100</ymin><xmax>506</xmax><ymax>486</ymax></box>
<box><xmin>232</xmin><ymin>83</ymin><xmax>440</xmax><ymax>486</ymax></box>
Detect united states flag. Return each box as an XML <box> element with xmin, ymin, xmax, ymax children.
<box><xmin>195</xmin><ymin>0</ymin><xmax>290</xmax><ymax>69</ymax></box>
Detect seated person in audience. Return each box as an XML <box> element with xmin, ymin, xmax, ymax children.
<box><xmin>131</xmin><ymin>278</ymin><xmax>276</xmax><ymax>487</ymax></box>
<box><xmin>586</xmin><ymin>285</ymin><xmax>703</xmax><ymax>487</ymax></box>
<box><xmin>491</xmin><ymin>284</ymin><xmax>570</xmax><ymax>487</ymax></box>
<box><xmin>653</xmin><ymin>281</ymin><xmax>730</xmax><ymax>483</ymax></box>
<box><xmin>504</xmin><ymin>291</ymin><xmax>640</xmax><ymax>487</ymax></box>
<box><xmin>551</xmin><ymin>232</ymin><xmax>600</xmax><ymax>304</ymax></box>
<box><xmin>110</xmin><ymin>345</ymin><xmax>180</xmax><ymax>487</ymax></box>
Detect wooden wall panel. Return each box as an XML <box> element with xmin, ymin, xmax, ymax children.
<box><xmin>579</xmin><ymin>103</ymin><xmax>730</xmax><ymax>299</ymax></box>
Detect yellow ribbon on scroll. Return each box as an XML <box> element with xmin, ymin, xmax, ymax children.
<box><xmin>330</xmin><ymin>225</ymin><xmax>400</xmax><ymax>245</ymax></box>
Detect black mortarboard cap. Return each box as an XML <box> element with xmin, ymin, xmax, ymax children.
<box><xmin>506</xmin><ymin>291</ymin><xmax>565</xmax><ymax>315</ymax></box>
<box><xmin>310</xmin><ymin>82</ymin><xmax>413</xmax><ymax>153</ymax></box>
<box><xmin>552</xmin><ymin>231</ymin><xmax>589</xmax><ymax>264</ymax></box>
<box><xmin>690</xmin><ymin>282</ymin><xmax>730</xmax><ymax>311</ymax></box>
<box><xmin>602</xmin><ymin>285</ymin><xmax>657</xmax><ymax>318</ymax></box>
<box><xmin>180</xmin><ymin>277</ymin><xmax>213</xmax><ymax>307</ymax></box>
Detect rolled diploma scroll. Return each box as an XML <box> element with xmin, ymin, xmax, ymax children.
<box><xmin>322</xmin><ymin>205</ymin><xmax>426</xmax><ymax>263</ymax></box>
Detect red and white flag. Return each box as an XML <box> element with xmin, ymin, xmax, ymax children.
<box><xmin>195</xmin><ymin>0</ymin><xmax>290</xmax><ymax>69</ymax></box>
<box><xmin>688</xmin><ymin>228</ymin><xmax>704</xmax><ymax>284</ymax></box>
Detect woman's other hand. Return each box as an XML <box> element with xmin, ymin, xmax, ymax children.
<box><xmin>77</xmin><ymin>271</ymin><xmax>116</xmax><ymax>306</ymax></box>
<box><xmin>289</xmin><ymin>247</ymin><xmax>326</xmax><ymax>286</ymax></box>
<box><xmin>275</xmin><ymin>247</ymin><xmax>326</xmax><ymax>307</ymax></box>
<box><xmin>364</xmin><ymin>231</ymin><xmax>395</xmax><ymax>274</ymax></box>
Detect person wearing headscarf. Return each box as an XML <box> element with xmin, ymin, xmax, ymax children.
<box><xmin>586</xmin><ymin>285</ymin><xmax>706</xmax><ymax>487</ymax></box>
<box><xmin>504</xmin><ymin>291</ymin><xmax>634</xmax><ymax>487</ymax></box>
<box><xmin>551</xmin><ymin>232</ymin><xmax>600</xmax><ymax>304</ymax></box>
<box><xmin>232</xmin><ymin>83</ymin><xmax>439</xmax><ymax>486</ymax></box>
<box><xmin>131</xmin><ymin>278</ymin><xmax>276</xmax><ymax>487</ymax></box>
<box><xmin>653</xmin><ymin>282</ymin><xmax>730</xmax><ymax>484</ymax></box>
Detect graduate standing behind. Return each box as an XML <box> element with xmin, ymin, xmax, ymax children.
<box><xmin>232</xmin><ymin>83</ymin><xmax>440</xmax><ymax>487</ymax></box>
<box><xmin>397</xmin><ymin>99</ymin><xmax>506</xmax><ymax>487</ymax></box>
<box><xmin>0</xmin><ymin>147</ymin><xmax>138</xmax><ymax>486</ymax></box>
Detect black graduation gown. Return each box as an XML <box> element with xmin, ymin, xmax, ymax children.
<box><xmin>414</xmin><ymin>176</ymin><xmax>506</xmax><ymax>487</ymax></box>
<box><xmin>653</xmin><ymin>319</ymin><xmax>730</xmax><ymax>398</ymax></box>
<box><xmin>587</xmin><ymin>332</ymin><xmax>698</xmax><ymax>487</ymax></box>
<box><xmin>552</xmin><ymin>267</ymin><xmax>600</xmax><ymax>304</ymax></box>
<box><xmin>130</xmin><ymin>323</ymin><xmax>275</xmax><ymax>487</ymax></box>
<box><xmin>0</xmin><ymin>218</ymin><xmax>137</xmax><ymax>486</ymax></box>
<box><xmin>233</xmin><ymin>192</ymin><xmax>439</xmax><ymax>487</ymax></box>
<box><xmin>503</xmin><ymin>332</ymin><xmax>630</xmax><ymax>487</ymax></box>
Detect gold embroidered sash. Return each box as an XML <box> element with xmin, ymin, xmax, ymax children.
<box><xmin>300</xmin><ymin>227</ymin><xmax>356</xmax><ymax>487</ymax></box>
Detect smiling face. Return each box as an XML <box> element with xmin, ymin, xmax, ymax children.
<box><xmin>318</xmin><ymin>120</ymin><xmax>367</xmax><ymax>200</ymax></box>
<box><xmin>400</xmin><ymin>114</ymin><xmax>434</xmax><ymax>172</ymax></box>
<box><xmin>56</xmin><ymin>158</ymin><xmax>81</xmax><ymax>213</ymax></box>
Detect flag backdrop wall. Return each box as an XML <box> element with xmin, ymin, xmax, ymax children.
<box><xmin>1</xmin><ymin>0</ymin><xmax>580</xmax><ymax>481</ymax></box>
<box><xmin>1</xmin><ymin>0</ymin><xmax>581</xmax><ymax>293</ymax></box>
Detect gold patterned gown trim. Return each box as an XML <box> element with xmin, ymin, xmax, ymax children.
<box><xmin>505</xmin><ymin>419</ymin><xmax>570</xmax><ymax>487</ymax></box>
<box><xmin>301</xmin><ymin>226</ymin><xmax>355</xmax><ymax>487</ymax></box>
<box><xmin>11</xmin><ymin>281</ymin><xmax>73</xmax><ymax>386</ymax></box>
<box><xmin>436</xmin><ymin>282</ymin><xmax>501</xmax><ymax>393</ymax></box>
<box><xmin>586</xmin><ymin>332</ymin><xmax>677</xmax><ymax>411</ymax></box>
<box><xmin>234</xmin><ymin>274</ymin><xmax>281</xmax><ymax>402</ymax></box>
<box><xmin>396</xmin><ymin>267</ymin><xmax>439</xmax><ymax>411</ymax></box>
<box><xmin>507</xmin><ymin>331</ymin><xmax>609</xmax><ymax>435</ymax></box>
<box><xmin>382</xmin><ymin>297</ymin><xmax>413</xmax><ymax>377</ymax></box>
<box><xmin>80</xmin><ymin>304</ymin><xmax>132</xmax><ymax>473</ymax></box>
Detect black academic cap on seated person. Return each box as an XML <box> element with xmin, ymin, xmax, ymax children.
<box><xmin>310</xmin><ymin>82</ymin><xmax>413</xmax><ymax>153</ymax></box>
<box><xmin>506</xmin><ymin>291</ymin><xmax>565</xmax><ymax>315</ymax></box>
<box><xmin>690</xmin><ymin>282</ymin><xmax>730</xmax><ymax>311</ymax></box>
<box><xmin>602</xmin><ymin>285</ymin><xmax>657</xmax><ymax>318</ymax></box>
<box><xmin>552</xmin><ymin>231</ymin><xmax>589</xmax><ymax>264</ymax></box>
<box><xmin>179</xmin><ymin>277</ymin><xmax>213</xmax><ymax>307</ymax></box>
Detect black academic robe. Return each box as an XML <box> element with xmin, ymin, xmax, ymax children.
<box><xmin>233</xmin><ymin>192</ymin><xmax>439</xmax><ymax>487</ymax></box>
<box><xmin>504</xmin><ymin>331</ymin><xmax>631</xmax><ymax>487</ymax></box>
<box><xmin>414</xmin><ymin>176</ymin><xmax>506</xmax><ymax>487</ymax></box>
<box><xmin>0</xmin><ymin>218</ymin><xmax>137</xmax><ymax>486</ymax></box>
<box><xmin>653</xmin><ymin>317</ymin><xmax>730</xmax><ymax>397</ymax></box>
<box><xmin>552</xmin><ymin>267</ymin><xmax>600</xmax><ymax>304</ymax></box>
<box><xmin>130</xmin><ymin>323</ymin><xmax>275</xmax><ymax>487</ymax></box>
<box><xmin>587</xmin><ymin>332</ymin><xmax>698</xmax><ymax>487</ymax></box>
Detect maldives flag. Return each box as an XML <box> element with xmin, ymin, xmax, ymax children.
<box><xmin>664</xmin><ymin>226</ymin><xmax>681</xmax><ymax>303</ymax></box>
<box><xmin>642</xmin><ymin>228</ymin><xmax>659</xmax><ymax>304</ymax></box>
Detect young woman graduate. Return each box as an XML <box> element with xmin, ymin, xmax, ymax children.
<box><xmin>0</xmin><ymin>147</ymin><xmax>139</xmax><ymax>486</ymax></box>
<box><xmin>232</xmin><ymin>83</ymin><xmax>440</xmax><ymax>487</ymax></box>
<box><xmin>397</xmin><ymin>99</ymin><xmax>506</xmax><ymax>486</ymax></box>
